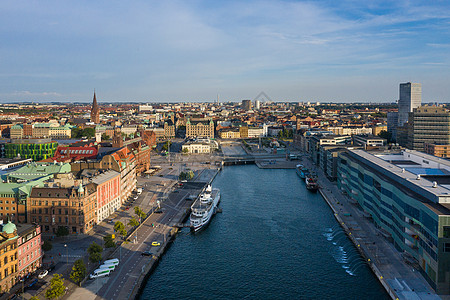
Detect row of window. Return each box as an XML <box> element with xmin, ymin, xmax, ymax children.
<box><xmin>60</xmin><ymin>149</ymin><xmax>94</xmax><ymax>155</ymax></box>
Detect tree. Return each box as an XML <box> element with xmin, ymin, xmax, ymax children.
<box><xmin>70</xmin><ymin>259</ymin><xmax>86</xmax><ymax>286</ymax></box>
<box><xmin>378</xmin><ymin>130</ymin><xmax>393</xmax><ymax>143</ymax></box>
<box><xmin>128</xmin><ymin>217</ymin><xmax>139</xmax><ymax>228</ymax></box>
<box><xmin>101</xmin><ymin>133</ymin><xmax>110</xmax><ymax>140</ymax></box>
<box><xmin>114</xmin><ymin>221</ymin><xmax>127</xmax><ymax>238</ymax></box>
<box><xmin>56</xmin><ymin>226</ymin><xmax>69</xmax><ymax>237</ymax></box>
<box><xmin>89</xmin><ymin>252</ymin><xmax>102</xmax><ymax>263</ymax></box>
<box><xmin>83</xmin><ymin>127</ymin><xmax>95</xmax><ymax>138</ymax></box>
<box><xmin>182</xmin><ymin>148</ymin><xmax>189</xmax><ymax>154</ymax></box>
<box><xmin>87</xmin><ymin>242</ymin><xmax>103</xmax><ymax>263</ymax></box>
<box><xmin>45</xmin><ymin>274</ymin><xmax>66</xmax><ymax>299</ymax></box>
<box><xmin>103</xmin><ymin>234</ymin><xmax>116</xmax><ymax>248</ymax></box>
<box><xmin>134</xmin><ymin>207</ymin><xmax>146</xmax><ymax>221</ymax></box>
<box><xmin>42</xmin><ymin>240</ymin><xmax>53</xmax><ymax>252</ymax></box>
<box><xmin>30</xmin><ymin>297</ymin><xmax>40</xmax><ymax>300</ymax></box>
<box><xmin>162</xmin><ymin>141</ymin><xmax>172</xmax><ymax>151</ymax></box>
<box><xmin>87</xmin><ymin>242</ymin><xmax>102</xmax><ymax>256</ymax></box>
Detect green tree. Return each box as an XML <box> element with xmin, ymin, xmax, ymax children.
<box><xmin>161</xmin><ymin>141</ymin><xmax>172</xmax><ymax>151</ymax></box>
<box><xmin>114</xmin><ymin>221</ymin><xmax>127</xmax><ymax>238</ymax></box>
<box><xmin>378</xmin><ymin>130</ymin><xmax>392</xmax><ymax>143</ymax></box>
<box><xmin>71</xmin><ymin>127</ymin><xmax>83</xmax><ymax>138</ymax></box>
<box><xmin>83</xmin><ymin>127</ymin><xmax>95</xmax><ymax>138</ymax></box>
<box><xmin>42</xmin><ymin>240</ymin><xmax>53</xmax><ymax>252</ymax></box>
<box><xmin>103</xmin><ymin>234</ymin><xmax>116</xmax><ymax>248</ymax></box>
<box><xmin>56</xmin><ymin>226</ymin><xmax>69</xmax><ymax>237</ymax></box>
<box><xmin>30</xmin><ymin>297</ymin><xmax>39</xmax><ymax>300</ymax></box>
<box><xmin>128</xmin><ymin>217</ymin><xmax>139</xmax><ymax>227</ymax></box>
<box><xmin>182</xmin><ymin>148</ymin><xmax>189</xmax><ymax>154</ymax></box>
<box><xmin>101</xmin><ymin>133</ymin><xmax>110</xmax><ymax>140</ymax></box>
<box><xmin>45</xmin><ymin>274</ymin><xmax>66</xmax><ymax>299</ymax></box>
<box><xmin>89</xmin><ymin>252</ymin><xmax>102</xmax><ymax>263</ymax></box>
<box><xmin>87</xmin><ymin>242</ymin><xmax>103</xmax><ymax>263</ymax></box>
<box><xmin>70</xmin><ymin>259</ymin><xmax>86</xmax><ymax>286</ymax></box>
<box><xmin>134</xmin><ymin>206</ymin><xmax>146</xmax><ymax>221</ymax></box>
<box><xmin>87</xmin><ymin>242</ymin><xmax>102</xmax><ymax>255</ymax></box>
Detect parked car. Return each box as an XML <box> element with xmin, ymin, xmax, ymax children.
<box><xmin>38</xmin><ymin>270</ymin><xmax>48</xmax><ymax>279</ymax></box>
<box><xmin>141</xmin><ymin>251</ymin><xmax>152</xmax><ymax>256</ymax></box>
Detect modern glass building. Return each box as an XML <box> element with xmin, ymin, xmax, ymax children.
<box><xmin>338</xmin><ymin>149</ymin><xmax>450</xmax><ymax>294</ymax></box>
<box><xmin>4</xmin><ymin>138</ymin><xmax>58</xmax><ymax>161</ymax></box>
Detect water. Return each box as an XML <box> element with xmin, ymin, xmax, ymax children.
<box><xmin>139</xmin><ymin>165</ymin><xmax>389</xmax><ymax>300</ymax></box>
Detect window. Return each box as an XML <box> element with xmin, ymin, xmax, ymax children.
<box><xmin>444</xmin><ymin>243</ymin><xmax>450</xmax><ymax>253</ymax></box>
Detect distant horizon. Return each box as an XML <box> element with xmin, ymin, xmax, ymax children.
<box><xmin>1</xmin><ymin>1</ymin><xmax>449</xmax><ymax>103</ymax></box>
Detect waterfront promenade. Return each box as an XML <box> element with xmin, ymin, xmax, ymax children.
<box><xmin>302</xmin><ymin>158</ymin><xmax>441</xmax><ymax>300</ymax></box>
<box><xmin>64</xmin><ymin>167</ymin><xmax>219</xmax><ymax>300</ymax></box>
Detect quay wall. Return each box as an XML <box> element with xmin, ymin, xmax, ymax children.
<box><xmin>130</xmin><ymin>168</ymin><xmax>219</xmax><ymax>300</ymax></box>
<box><xmin>319</xmin><ymin>189</ymin><xmax>398</xmax><ymax>300</ymax></box>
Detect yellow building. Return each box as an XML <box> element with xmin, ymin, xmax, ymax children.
<box><xmin>186</xmin><ymin>118</ymin><xmax>214</xmax><ymax>138</ymax></box>
<box><xmin>0</xmin><ymin>221</ymin><xmax>18</xmax><ymax>293</ymax></box>
<box><xmin>10</xmin><ymin>124</ymin><xmax>23</xmax><ymax>139</ymax></box>
<box><xmin>219</xmin><ymin>129</ymin><xmax>240</xmax><ymax>139</ymax></box>
<box><xmin>239</xmin><ymin>127</ymin><xmax>248</xmax><ymax>138</ymax></box>
<box><xmin>372</xmin><ymin>125</ymin><xmax>387</xmax><ymax>136</ymax></box>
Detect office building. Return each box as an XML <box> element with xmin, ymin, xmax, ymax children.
<box><xmin>241</xmin><ymin>100</ymin><xmax>252</xmax><ymax>111</ymax></box>
<box><xmin>338</xmin><ymin>149</ymin><xmax>450</xmax><ymax>293</ymax></box>
<box><xmin>398</xmin><ymin>82</ymin><xmax>421</xmax><ymax>127</ymax></box>
<box><xmin>424</xmin><ymin>144</ymin><xmax>450</xmax><ymax>158</ymax></box>
<box><xmin>407</xmin><ymin>106</ymin><xmax>450</xmax><ymax>152</ymax></box>
<box><xmin>387</xmin><ymin>112</ymin><xmax>399</xmax><ymax>141</ymax></box>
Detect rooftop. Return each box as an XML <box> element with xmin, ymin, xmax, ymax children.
<box><xmin>351</xmin><ymin>149</ymin><xmax>450</xmax><ymax>205</ymax></box>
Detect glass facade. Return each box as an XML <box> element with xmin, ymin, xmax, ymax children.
<box><xmin>338</xmin><ymin>151</ymin><xmax>450</xmax><ymax>293</ymax></box>
<box><xmin>5</xmin><ymin>142</ymin><xmax>58</xmax><ymax>161</ymax></box>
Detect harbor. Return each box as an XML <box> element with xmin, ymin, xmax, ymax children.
<box><xmin>139</xmin><ymin>164</ymin><xmax>389</xmax><ymax>300</ymax></box>
<box><xmin>67</xmin><ymin>152</ymin><xmax>439</xmax><ymax>300</ymax></box>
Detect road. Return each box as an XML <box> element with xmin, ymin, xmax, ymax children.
<box><xmin>67</xmin><ymin>174</ymin><xmax>195</xmax><ymax>300</ymax></box>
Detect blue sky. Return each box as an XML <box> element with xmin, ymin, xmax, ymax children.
<box><xmin>1</xmin><ymin>0</ymin><xmax>449</xmax><ymax>103</ymax></box>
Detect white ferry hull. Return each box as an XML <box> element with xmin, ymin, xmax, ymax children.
<box><xmin>190</xmin><ymin>189</ymin><xmax>220</xmax><ymax>232</ymax></box>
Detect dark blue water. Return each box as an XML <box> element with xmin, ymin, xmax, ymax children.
<box><xmin>139</xmin><ymin>165</ymin><xmax>389</xmax><ymax>300</ymax></box>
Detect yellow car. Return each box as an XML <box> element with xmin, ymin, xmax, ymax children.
<box><xmin>152</xmin><ymin>241</ymin><xmax>161</xmax><ymax>246</ymax></box>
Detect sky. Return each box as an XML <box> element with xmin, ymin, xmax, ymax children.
<box><xmin>1</xmin><ymin>0</ymin><xmax>450</xmax><ymax>103</ymax></box>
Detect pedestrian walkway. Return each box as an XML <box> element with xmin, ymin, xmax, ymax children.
<box><xmin>303</xmin><ymin>158</ymin><xmax>440</xmax><ymax>300</ymax></box>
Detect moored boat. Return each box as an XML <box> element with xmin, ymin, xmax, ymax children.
<box><xmin>190</xmin><ymin>185</ymin><xmax>221</xmax><ymax>232</ymax></box>
<box><xmin>305</xmin><ymin>175</ymin><xmax>319</xmax><ymax>192</ymax></box>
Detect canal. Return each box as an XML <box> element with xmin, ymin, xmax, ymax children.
<box><xmin>139</xmin><ymin>165</ymin><xmax>389</xmax><ymax>299</ymax></box>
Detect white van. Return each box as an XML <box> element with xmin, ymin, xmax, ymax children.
<box><xmin>90</xmin><ymin>268</ymin><xmax>110</xmax><ymax>279</ymax></box>
<box><xmin>99</xmin><ymin>263</ymin><xmax>116</xmax><ymax>271</ymax></box>
<box><xmin>103</xmin><ymin>258</ymin><xmax>119</xmax><ymax>266</ymax></box>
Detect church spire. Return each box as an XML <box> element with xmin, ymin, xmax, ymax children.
<box><xmin>91</xmin><ymin>90</ymin><xmax>100</xmax><ymax>124</ymax></box>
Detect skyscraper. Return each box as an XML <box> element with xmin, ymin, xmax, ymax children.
<box><xmin>241</xmin><ymin>100</ymin><xmax>252</xmax><ymax>111</ymax></box>
<box><xmin>398</xmin><ymin>82</ymin><xmax>421</xmax><ymax>127</ymax></box>
<box><xmin>91</xmin><ymin>91</ymin><xmax>100</xmax><ymax>124</ymax></box>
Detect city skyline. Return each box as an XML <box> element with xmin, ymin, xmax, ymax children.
<box><xmin>1</xmin><ymin>0</ymin><xmax>450</xmax><ymax>103</ymax></box>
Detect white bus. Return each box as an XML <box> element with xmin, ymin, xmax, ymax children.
<box><xmin>103</xmin><ymin>258</ymin><xmax>119</xmax><ymax>266</ymax></box>
<box><xmin>90</xmin><ymin>268</ymin><xmax>110</xmax><ymax>279</ymax></box>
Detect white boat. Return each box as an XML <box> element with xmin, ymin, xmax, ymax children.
<box><xmin>190</xmin><ymin>185</ymin><xmax>220</xmax><ymax>232</ymax></box>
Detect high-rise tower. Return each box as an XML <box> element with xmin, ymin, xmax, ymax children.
<box><xmin>398</xmin><ymin>82</ymin><xmax>421</xmax><ymax>127</ymax></box>
<box><xmin>91</xmin><ymin>91</ymin><xmax>100</xmax><ymax>124</ymax></box>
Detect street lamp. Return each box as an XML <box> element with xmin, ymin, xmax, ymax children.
<box><xmin>64</xmin><ymin>244</ymin><xmax>68</xmax><ymax>266</ymax></box>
